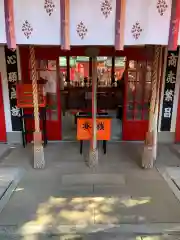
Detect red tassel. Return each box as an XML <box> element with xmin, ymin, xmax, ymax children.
<box><xmin>4</xmin><ymin>0</ymin><xmax>16</xmax><ymax>49</ymax></box>
<box><xmin>115</xmin><ymin>0</ymin><xmax>126</xmax><ymax>51</ymax></box>
<box><xmin>168</xmin><ymin>0</ymin><xmax>180</xmax><ymax>51</ymax></box>
<box><xmin>60</xmin><ymin>0</ymin><xmax>70</xmax><ymax>50</ymax></box>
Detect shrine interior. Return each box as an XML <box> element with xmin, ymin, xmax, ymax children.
<box><xmin>59</xmin><ymin>56</ymin><xmax>125</xmax><ymax>141</ymax></box>
<box><xmin>36</xmin><ymin>53</ymin><xmax>152</xmax><ymax>142</ymax></box>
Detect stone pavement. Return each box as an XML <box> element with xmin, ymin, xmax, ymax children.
<box><xmin>156</xmin><ymin>143</ymin><xmax>180</xmax><ymax>219</ymax></box>
<box><xmin>0</xmin><ymin>143</ymin><xmax>179</xmax><ymax>239</ymax></box>
<box><xmin>0</xmin><ymin>143</ymin><xmax>11</xmax><ymax>161</ymax></box>
<box><xmin>0</xmin><ymin>167</ymin><xmax>25</xmax><ymax>214</ymax></box>
<box><xmin>0</xmin><ymin>144</ymin><xmax>25</xmax><ymax>219</ymax></box>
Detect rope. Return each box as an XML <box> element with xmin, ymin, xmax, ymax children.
<box><xmin>29</xmin><ymin>45</ymin><xmax>45</xmax><ymax>168</ymax></box>
<box><xmin>89</xmin><ymin>57</ymin><xmax>98</xmax><ymax>167</ymax></box>
<box><xmin>29</xmin><ymin>46</ymin><xmax>40</xmax><ymax>133</ymax></box>
<box><xmin>142</xmin><ymin>45</ymin><xmax>161</xmax><ymax>168</ymax></box>
<box><xmin>149</xmin><ymin>45</ymin><xmax>161</xmax><ymax>132</ymax></box>
<box><xmin>91</xmin><ymin>56</ymin><xmax>97</xmax><ymax>150</ymax></box>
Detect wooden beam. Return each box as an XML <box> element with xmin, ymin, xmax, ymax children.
<box><xmin>91</xmin><ymin>56</ymin><xmax>97</xmax><ymax>152</ymax></box>
<box><xmin>168</xmin><ymin>0</ymin><xmax>180</xmax><ymax>51</ymax></box>
<box><xmin>115</xmin><ymin>0</ymin><xmax>126</xmax><ymax>51</ymax></box>
<box><xmin>142</xmin><ymin>46</ymin><xmax>161</xmax><ymax>169</ymax></box>
<box><xmin>4</xmin><ymin>0</ymin><xmax>16</xmax><ymax>49</ymax></box>
<box><xmin>60</xmin><ymin>0</ymin><xmax>70</xmax><ymax>50</ymax></box>
<box><xmin>88</xmin><ymin>56</ymin><xmax>98</xmax><ymax>167</ymax></box>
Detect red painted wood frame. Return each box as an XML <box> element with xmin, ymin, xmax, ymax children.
<box><xmin>122</xmin><ymin>59</ymin><xmax>152</xmax><ymax>141</ymax></box>
<box><xmin>0</xmin><ymin>74</ymin><xmax>7</xmax><ymax>142</ymax></box>
<box><xmin>19</xmin><ymin>46</ymin><xmax>153</xmax><ymax>141</ymax></box>
<box><xmin>123</xmin><ymin>47</ymin><xmax>163</xmax><ymax>141</ymax></box>
<box><xmin>19</xmin><ymin>47</ymin><xmax>61</xmax><ymax>141</ymax></box>
<box><xmin>16</xmin><ymin>83</ymin><xmax>46</xmax><ymax>108</ymax></box>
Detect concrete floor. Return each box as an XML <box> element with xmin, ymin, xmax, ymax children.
<box><xmin>0</xmin><ymin>143</ymin><xmax>11</xmax><ymax>161</ymax></box>
<box><xmin>0</xmin><ymin>142</ymin><xmax>180</xmax><ymax>238</ymax></box>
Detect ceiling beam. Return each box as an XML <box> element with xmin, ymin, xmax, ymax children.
<box><xmin>60</xmin><ymin>0</ymin><xmax>70</xmax><ymax>50</ymax></box>
<box><xmin>168</xmin><ymin>0</ymin><xmax>180</xmax><ymax>51</ymax></box>
<box><xmin>115</xmin><ymin>0</ymin><xmax>126</xmax><ymax>51</ymax></box>
<box><xmin>4</xmin><ymin>0</ymin><xmax>16</xmax><ymax>49</ymax></box>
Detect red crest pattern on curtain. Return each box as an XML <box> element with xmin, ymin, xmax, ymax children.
<box><xmin>60</xmin><ymin>0</ymin><xmax>70</xmax><ymax>50</ymax></box>
<box><xmin>168</xmin><ymin>0</ymin><xmax>180</xmax><ymax>51</ymax></box>
<box><xmin>115</xmin><ymin>0</ymin><xmax>126</xmax><ymax>51</ymax></box>
<box><xmin>4</xmin><ymin>0</ymin><xmax>16</xmax><ymax>49</ymax></box>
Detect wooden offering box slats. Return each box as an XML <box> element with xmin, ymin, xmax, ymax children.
<box><xmin>16</xmin><ymin>84</ymin><xmax>46</xmax><ymax>108</ymax></box>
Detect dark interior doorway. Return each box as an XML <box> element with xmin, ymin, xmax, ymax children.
<box><xmin>59</xmin><ymin>56</ymin><xmax>125</xmax><ymax>141</ymax></box>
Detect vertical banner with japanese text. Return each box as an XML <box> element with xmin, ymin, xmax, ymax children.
<box><xmin>5</xmin><ymin>46</ymin><xmax>21</xmax><ymax>131</ymax></box>
<box><xmin>161</xmin><ymin>48</ymin><xmax>179</xmax><ymax>131</ymax></box>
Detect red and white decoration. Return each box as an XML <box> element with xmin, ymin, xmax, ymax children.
<box><xmin>44</xmin><ymin>0</ymin><xmax>55</xmax><ymax>16</ymax></box>
<box><xmin>76</xmin><ymin>21</ymin><xmax>88</xmax><ymax>39</ymax></box>
<box><xmin>22</xmin><ymin>20</ymin><xmax>33</xmax><ymax>39</ymax></box>
<box><xmin>101</xmin><ymin>0</ymin><xmax>112</xmax><ymax>18</ymax></box>
<box><xmin>131</xmin><ymin>22</ymin><xmax>143</xmax><ymax>40</ymax></box>
<box><xmin>156</xmin><ymin>0</ymin><xmax>168</xmax><ymax>16</ymax></box>
<box><xmin>0</xmin><ymin>0</ymin><xmax>177</xmax><ymax>46</ymax></box>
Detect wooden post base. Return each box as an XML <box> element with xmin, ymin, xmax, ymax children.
<box><xmin>33</xmin><ymin>131</ymin><xmax>45</xmax><ymax>169</ymax></box>
<box><xmin>141</xmin><ymin>131</ymin><xmax>154</xmax><ymax>169</ymax></box>
<box><xmin>142</xmin><ymin>146</ymin><xmax>154</xmax><ymax>169</ymax></box>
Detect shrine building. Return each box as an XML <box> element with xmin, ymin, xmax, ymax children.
<box><xmin>0</xmin><ymin>0</ymin><xmax>179</xmax><ymax>146</ymax></box>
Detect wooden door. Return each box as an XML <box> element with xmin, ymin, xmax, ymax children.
<box><xmin>40</xmin><ymin>59</ymin><xmax>61</xmax><ymax>140</ymax></box>
<box><xmin>0</xmin><ymin>74</ymin><xmax>6</xmax><ymax>142</ymax></box>
<box><xmin>24</xmin><ymin>59</ymin><xmax>62</xmax><ymax>141</ymax></box>
<box><xmin>122</xmin><ymin>59</ymin><xmax>152</xmax><ymax>141</ymax></box>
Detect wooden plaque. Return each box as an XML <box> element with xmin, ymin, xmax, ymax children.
<box><xmin>16</xmin><ymin>84</ymin><xmax>46</xmax><ymax>108</ymax></box>
<box><xmin>77</xmin><ymin>118</ymin><xmax>111</xmax><ymax>140</ymax></box>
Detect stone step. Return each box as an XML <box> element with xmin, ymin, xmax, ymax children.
<box><xmin>62</xmin><ymin>174</ymin><xmax>125</xmax><ymax>185</ymax></box>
